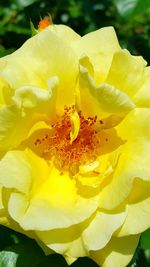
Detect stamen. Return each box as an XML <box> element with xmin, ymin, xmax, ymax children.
<box><xmin>34</xmin><ymin>107</ymin><xmax>101</xmax><ymax>174</ymax></box>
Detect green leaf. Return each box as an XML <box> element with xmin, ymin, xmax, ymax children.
<box><xmin>30</xmin><ymin>20</ymin><xmax>38</xmax><ymax>36</ymax></box>
<box><xmin>114</xmin><ymin>0</ymin><xmax>150</xmax><ymax>18</ymax></box>
<box><xmin>0</xmin><ymin>251</ymin><xmax>18</xmax><ymax>267</ymax></box>
<box><xmin>141</xmin><ymin>228</ymin><xmax>150</xmax><ymax>250</ymax></box>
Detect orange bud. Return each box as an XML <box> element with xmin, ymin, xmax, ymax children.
<box><xmin>38</xmin><ymin>15</ymin><xmax>52</xmax><ymax>31</ymax></box>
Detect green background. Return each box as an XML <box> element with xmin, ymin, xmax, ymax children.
<box><xmin>0</xmin><ymin>0</ymin><xmax>150</xmax><ymax>266</ymax></box>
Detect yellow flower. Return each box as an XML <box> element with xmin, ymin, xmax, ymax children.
<box><xmin>0</xmin><ymin>24</ymin><xmax>150</xmax><ymax>267</ymax></box>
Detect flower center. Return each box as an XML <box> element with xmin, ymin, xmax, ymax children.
<box><xmin>34</xmin><ymin>107</ymin><xmax>101</xmax><ymax>174</ymax></box>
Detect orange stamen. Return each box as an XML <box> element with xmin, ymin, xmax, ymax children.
<box><xmin>34</xmin><ymin>107</ymin><xmax>100</xmax><ymax>174</ymax></box>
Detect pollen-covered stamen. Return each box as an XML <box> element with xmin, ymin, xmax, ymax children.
<box><xmin>34</xmin><ymin>107</ymin><xmax>101</xmax><ymax>173</ymax></box>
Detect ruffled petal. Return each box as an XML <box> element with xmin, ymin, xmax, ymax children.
<box><xmin>0</xmin><ymin>151</ymin><xmax>32</xmax><ymax>194</ymax></box>
<box><xmin>8</xmin><ymin>191</ymin><xmax>99</xmax><ymax>231</ymax></box>
<box><xmin>13</xmin><ymin>76</ymin><xmax>58</xmax><ymax>122</ymax></box>
<box><xmin>71</xmin><ymin>26</ymin><xmax>121</xmax><ymax>83</ymax></box>
<box><xmin>99</xmin><ymin>108</ymin><xmax>150</xmax><ymax>210</ymax></box>
<box><xmin>78</xmin><ymin>58</ymin><xmax>135</xmax><ymax>119</ymax></box>
<box><xmin>0</xmin><ymin>77</ymin><xmax>58</xmax><ymax>155</ymax></box>
<box><xmin>35</xmin><ymin>207</ymin><xmax>126</xmax><ymax>258</ymax></box>
<box><xmin>0</xmin><ymin>29</ymin><xmax>78</xmax><ymax>112</ymax></box>
<box><xmin>106</xmin><ymin>49</ymin><xmax>146</xmax><ymax>97</ymax></box>
<box><xmin>117</xmin><ymin>179</ymin><xmax>150</xmax><ymax>236</ymax></box>
<box><xmin>0</xmin><ymin>105</ymin><xmax>28</xmax><ymax>155</ymax></box>
<box><xmin>90</xmin><ymin>235</ymin><xmax>140</xmax><ymax>267</ymax></box>
<box><xmin>82</xmin><ymin>208</ymin><xmax>127</xmax><ymax>251</ymax></box>
<box><xmin>133</xmin><ymin>67</ymin><xmax>150</xmax><ymax>107</ymax></box>
<box><xmin>36</xmin><ymin>224</ymin><xmax>88</xmax><ymax>258</ymax></box>
<box><xmin>1</xmin><ymin>150</ymin><xmax>99</xmax><ymax>230</ymax></box>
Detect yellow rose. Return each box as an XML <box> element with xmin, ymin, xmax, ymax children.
<box><xmin>0</xmin><ymin>24</ymin><xmax>150</xmax><ymax>267</ymax></box>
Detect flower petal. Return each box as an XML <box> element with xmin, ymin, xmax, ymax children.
<box><xmin>0</xmin><ymin>150</ymin><xmax>43</xmax><ymax>194</ymax></box>
<box><xmin>12</xmin><ymin>76</ymin><xmax>58</xmax><ymax>122</ymax></box>
<box><xmin>71</xmin><ymin>26</ymin><xmax>121</xmax><ymax>83</ymax></box>
<box><xmin>79</xmin><ymin>63</ymin><xmax>135</xmax><ymax>117</ymax></box>
<box><xmin>34</xmin><ymin>207</ymin><xmax>126</xmax><ymax>258</ymax></box>
<box><xmin>90</xmin><ymin>235</ymin><xmax>140</xmax><ymax>267</ymax></box>
<box><xmin>106</xmin><ymin>49</ymin><xmax>146</xmax><ymax>97</ymax></box>
<box><xmin>0</xmin><ymin>29</ymin><xmax>78</xmax><ymax>112</ymax></box>
<box><xmin>0</xmin><ymin>187</ymin><xmax>9</xmax><ymax>226</ymax></box>
<box><xmin>0</xmin><ymin>77</ymin><xmax>12</xmax><ymax>106</ymax></box>
<box><xmin>4</xmin><ymin>150</ymin><xmax>99</xmax><ymax>230</ymax></box>
<box><xmin>8</xmin><ymin>191</ymin><xmax>99</xmax><ymax>231</ymax></box>
<box><xmin>90</xmin><ymin>81</ymin><xmax>135</xmax><ymax>113</ymax></box>
<box><xmin>36</xmin><ymin>225</ymin><xmax>88</xmax><ymax>258</ymax></box>
<box><xmin>117</xmin><ymin>179</ymin><xmax>150</xmax><ymax>236</ymax></box>
<box><xmin>99</xmin><ymin>108</ymin><xmax>150</xmax><ymax>210</ymax></box>
<box><xmin>0</xmin><ymin>106</ymin><xmax>28</xmax><ymax>155</ymax></box>
<box><xmin>0</xmin><ymin>77</ymin><xmax>58</xmax><ymax>155</ymax></box>
<box><xmin>133</xmin><ymin>67</ymin><xmax>150</xmax><ymax>107</ymax></box>
<box><xmin>12</xmin><ymin>76</ymin><xmax>58</xmax><ymax>110</ymax></box>
<box><xmin>82</xmin><ymin>208</ymin><xmax>127</xmax><ymax>251</ymax></box>
<box><xmin>47</xmin><ymin>24</ymin><xmax>81</xmax><ymax>44</ymax></box>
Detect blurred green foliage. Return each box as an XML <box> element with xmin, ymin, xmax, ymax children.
<box><xmin>1</xmin><ymin>0</ymin><xmax>150</xmax><ymax>63</ymax></box>
<box><xmin>1</xmin><ymin>0</ymin><xmax>150</xmax><ymax>266</ymax></box>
